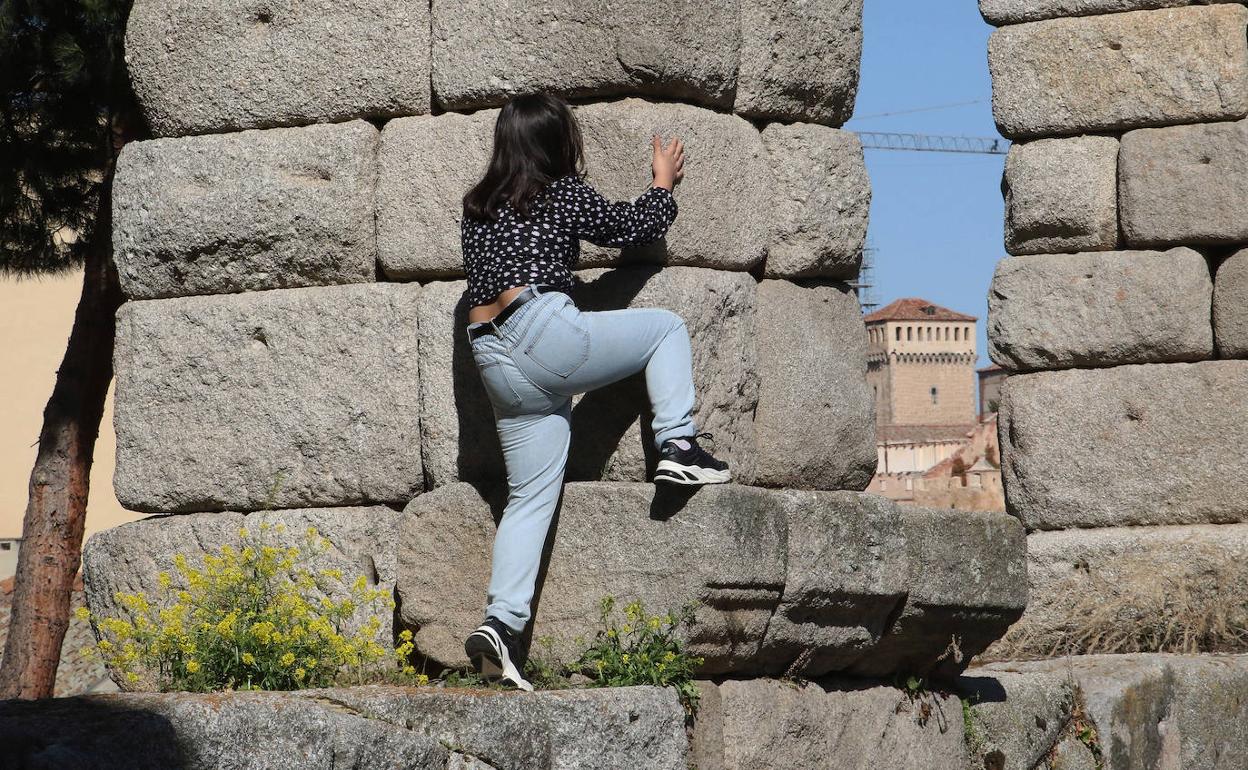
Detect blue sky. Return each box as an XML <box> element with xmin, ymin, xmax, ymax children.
<box><xmin>851</xmin><ymin>1</ymin><xmax>1003</xmax><ymax>369</ymax></box>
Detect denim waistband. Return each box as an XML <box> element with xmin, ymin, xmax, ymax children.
<box><xmin>465</xmin><ymin>287</ymin><xmax>568</xmax><ymax>344</ymax></box>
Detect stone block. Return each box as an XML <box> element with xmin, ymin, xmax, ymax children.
<box><xmin>958</xmin><ymin>670</ymin><xmax>1077</xmax><ymax>770</ymax></box>
<box><xmin>1003</xmin><ymin>136</ymin><xmax>1118</xmax><ymax>256</ymax></box>
<box><xmin>1120</xmin><ymin>118</ymin><xmax>1248</xmax><ymax>247</ymax></box>
<box><xmin>113</xmin><ymin>284</ymin><xmax>423</xmax><ymax>512</ymax></box>
<box><xmin>735</xmin><ymin>0</ymin><xmax>864</xmax><ymax>126</ymax></box>
<box><xmin>745</xmin><ymin>279</ymin><xmax>875</xmax><ymax>490</ymax></box>
<box><xmin>82</xmin><ymin>507</ymin><xmax>400</xmax><ymax>691</ymax></box>
<box><xmin>1215</xmin><ymin>248</ymin><xmax>1248</xmax><ymax>357</ymax></box>
<box><xmin>999</xmin><ymin>361</ymin><xmax>1248</xmax><ymax>529</ymax></box>
<box><xmin>988</xmin><ymin>6</ymin><xmax>1248</xmax><ymax>138</ymax></box>
<box><xmin>692</xmin><ymin>678</ymin><xmax>968</xmax><ymax>770</ymax></box>
<box><xmin>417</xmin><ymin>267</ymin><xmax>759</xmax><ymax>488</ymax></box>
<box><xmin>980</xmin><ymin>0</ymin><xmax>1241</xmax><ymax>25</ymax></box>
<box><xmin>988</xmin><ymin>249</ymin><xmax>1214</xmax><ymax>371</ymax></box>
<box><xmin>759</xmin><ymin>124</ymin><xmax>870</xmax><ymax>279</ymax></box>
<box><xmin>113</xmin><ymin>121</ymin><xmax>379</xmax><ymax>299</ymax></box>
<box><xmin>986</xmin><ymin>523</ymin><xmax>1248</xmax><ymax>661</ymax></box>
<box><xmin>125</xmin><ymin>0</ymin><xmax>430</xmax><ymax>137</ymax></box>
<box><xmin>431</xmin><ymin>0</ymin><xmax>737</xmax><ymax>111</ymax></box>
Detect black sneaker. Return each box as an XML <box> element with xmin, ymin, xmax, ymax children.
<box><xmin>464</xmin><ymin>616</ymin><xmax>533</xmax><ymax>692</ymax></box>
<box><xmin>654</xmin><ymin>432</ymin><xmax>731</xmax><ymax>486</ymax></box>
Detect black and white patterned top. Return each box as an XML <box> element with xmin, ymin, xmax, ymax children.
<box><xmin>460</xmin><ymin>174</ymin><xmax>678</xmax><ymax>307</ymax></box>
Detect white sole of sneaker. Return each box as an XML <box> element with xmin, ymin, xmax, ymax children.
<box><xmin>464</xmin><ymin>626</ymin><xmax>534</xmax><ymax>692</ymax></box>
<box><xmin>654</xmin><ymin>460</ymin><xmax>732</xmax><ymax>486</ymax></box>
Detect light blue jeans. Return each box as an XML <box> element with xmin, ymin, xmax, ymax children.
<box><xmin>466</xmin><ymin>286</ymin><xmax>698</xmax><ymax>633</ymax></box>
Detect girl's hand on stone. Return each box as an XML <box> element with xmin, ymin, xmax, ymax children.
<box><xmin>651</xmin><ymin>134</ymin><xmax>685</xmax><ymax>191</ymax></box>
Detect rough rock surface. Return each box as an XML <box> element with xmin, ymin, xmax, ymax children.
<box><xmin>759</xmin><ymin>124</ymin><xmax>870</xmax><ymax>278</ymax></box>
<box><xmin>988</xmin><ymin>6</ymin><xmax>1248</xmax><ymax>138</ymax></box>
<box><xmin>692</xmin><ymin>678</ymin><xmax>967</xmax><ymax>770</ymax></box>
<box><xmin>1215</xmin><ymin>248</ymin><xmax>1248</xmax><ymax>357</ymax></box>
<box><xmin>0</xmin><ymin>685</ymin><xmax>688</xmax><ymax>769</ymax></box>
<box><xmin>1045</xmin><ymin>736</ymin><xmax>1100</xmax><ymax>770</ymax></box>
<box><xmin>113</xmin><ymin>284</ymin><xmax>423</xmax><ymax>512</ymax></box>
<box><xmin>999</xmin><ymin>361</ymin><xmax>1248</xmax><ymax>529</ymax></box>
<box><xmin>82</xmin><ymin>507</ymin><xmax>400</xmax><ymax>691</ymax></box>
<box><xmin>746</xmin><ymin>280</ymin><xmax>875</xmax><ymax>490</ymax></box>
<box><xmin>958</xmin><ymin>670</ymin><xmax>1076</xmax><ymax>770</ymax></box>
<box><xmin>418</xmin><ymin>267</ymin><xmax>759</xmax><ymax>488</ymax></box>
<box><xmin>125</xmin><ymin>0</ymin><xmax>430</xmax><ymax>137</ymax></box>
<box><xmin>985</xmin><ymin>523</ymin><xmax>1248</xmax><ymax>661</ymax></box>
<box><xmin>979</xmin><ymin>654</ymin><xmax>1248</xmax><ymax>770</ymax></box>
<box><xmin>113</xmin><ymin>121</ymin><xmax>379</xmax><ymax>299</ymax></box>
<box><xmin>1003</xmin><ymin>136</ymin><xmax>1118</xmax><ymax>256</ymax></box>
<box><xmin>431</xmin><ymin>0</ymin><xmax>737</xmax><ymax>110</ymax></box>
<box><xmin>980</xmin><ymin>0</ymin><xmax>1240</xmax><ymax>25</ymax></box>
<box><xmin>988</xmin><ymin>249</ymin><xmax>1214</xmax><ymax>371</ymax></box>
<box><xmin>735</xmin><ymin>0</ymin><xmax>864</xmax><ymax>126</ymax></box>
<box><xmin>1120</xmin><ymin>118</ymin><xmax>1248</xmax><ymax>247</ymax></box>
<box><xmin>396</xmin><ymin>482</ymin><xmax>789</xmax><ymax>673</ymax></box>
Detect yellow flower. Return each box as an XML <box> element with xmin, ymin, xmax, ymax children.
<box><xmin>74</xmin><ymin>606</ymin><xmax>91</xmax><ymax>621</ymax></box>
<box><xmin>186</xmin><ymin>660</ymin><xmax>201</xmax><ymax>673</ymax></box>
<box><xmin>242</xmin><ymin>652</ymin><xmax>255</xmax><ymax>665</ymax></box>
<box><xmin>294</xmin><ymin>667</ymin><xmax>306</xmax><ymax>679</ymax></box>
<box><xmin>621</xmin><ymin>654</ymin><xmax>630</xmax><ymax>664</ymax></box>
<box><xmin>281</xmin><ymin>652</ymin><xmax>296</xmax><ymax>666</ymax></box>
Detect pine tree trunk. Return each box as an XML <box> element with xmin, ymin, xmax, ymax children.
<box><xmin>0</xmin><ymin>190</ymin><xmax>123</xmax><ymax>699</ymax></box>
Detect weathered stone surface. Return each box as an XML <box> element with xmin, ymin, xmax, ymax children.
<box><xmin>981</xmin><ymin>0</ymin><xmax>1242</xmax><ymax>25</ymax></box>
<box><xmin>396</xmin><ymin>482</ymin><xmax>789</xmax><ymax>674</ymax></box>
<box><xmin>418</xmin><ymin>267</ymin><xmax>759</xmax><ymax>488</ymax></box>
<box><xmin>735</xmin><ymin>0</ymin><xmax>864</xmax><ymax>126</ymax></box>
<box><xmin>82</xmin><ymin>508</ymin><xmax>400</xmax><ymax>691</ymax></box>
<box><xmin>0</xmin><ymin>688</ymin><xmax>447</xmax><ymax>769</ymax></box>
<box><xmin>1046</xmin><ymin>736</ymin><xmax>1099</xmax><ymax>770</ymax></box>
<box><xmin>958</xmin><ymin>670</ymin><xmax>1076</xmax><ymax>770</ymax></box>
<box><xmin>1120</xmin><ymin>118</ymin><xmax>1248</xmax><ymax>247</ymax></box>
<box><xmin>113</xmin><ymin>121</ymin><xmax>378</xmax><ymax>299</ymax></box>
<box><xmin>304</xmin><ymin>685</ymin><xmax>688</xmax><ymax>770</ymax></box>
<box><xmin>847</xmin><ymin>508</ymin><xmax>1027</xmax><ymax>681</ymax></box>
<box><xmin>980</xmin><ymin>654</ymin><xmax>1248</xmax><ymax>770</ymax></box>
<box><xmin>759</xmin><ymin>124</ymin><xmax>870</xmax><ymax>279</ymax></box>
<box><xmin>379</xmin><ymin>101</ymin><xmax>773</xmax><ymax>278</ymax></box>
<box><xmin>113</xmin><ymin>284</ymin><xmax>422</xmax><ymax>512</ymax></box>
<box><xmin>692</xmin><ymin>678</ymin><xmax>968</xmax><ymax>770</ymax></box>
<box><xmin>431</xmin><ymin>0</ymin><xmax>737</xmax><ymax>111</ymax></box>
<box><xmin>988</xmin><ymin>6</ymin><xmax>1248</xmax><ymax>138</ymax></box>
<box><xmin>999</xmin><ymin>361</ymin><xmax>1248</xmax><ymax>529</ymax></box>
<box><xmin>985</xmin><ymin>523</ymin><xmax>1248</xmax><ymax>661</ymax></box>
<box><xmin>1215</xmin><ymin>248</ymin><xmax>1248</xmax><ymax>357</ymax></box>
<box><xmin>745</xmin><ymin>279</ymin><xmax>875</xmax><ymax>490</ymax></box>
<box><xmin>988</xmin><ymin>249</ymin><xmax>1214</xmax><ymax>371</ymax></box>
<box><xmin>125</xmin><ymin>0</ymin><xmax>430</xmax><ymax>137</ymax></box>
<box><xmin>757</xmin><ymin>491</ymin><xmax>906</xmax><ymax>678</ymax></box>
<box><xmin>1003</xmin><ymin>136</ymin><xmax>1118</xmax><ymax>255</ymax></box>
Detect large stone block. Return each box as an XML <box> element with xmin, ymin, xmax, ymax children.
<box><xmin>431</xmin><ymin>0</ymin><xmax>737</xmax><ymax>111</ymax></box>
<box><xmin>735</xmin><ymin>0</ymin><xmax>864</xmax><ymax>126</ymax></box>
<box><xmin>378</xmin><ymin>101</ymin><xmax>774</xmax><ymax>279</ymax></box>
<box><xmin>985</xmin><ymin>523</ymin><xmax>1248</xmax><ymax>661</ymax></box>
<box><xmin>1120</xmin><ymin>118</ymin><xmax>1248</xmax><ymax>247</ymax></box>
<box><xmin>988</xmin><ymin>249</ymin><xmax>1214</xmax><ymax>371</ymax></box>
<box><xmin>82</xmin><ymin>507</ymin><xmax>400</xmax><ymax>691</ymax></box>
<box><xmin>1215</xmin><ymin>248</ymin><xmax>1248</xmax><ymax>357</ymax></box>
<box><xmin>958</xmin><ymin>670</ymin><xmax>1077</xmax><ymax>770</ymax></box>
<box><xmin>988</xmin><ymin>6</ymin><xmax>1248</xmax><ymax>138</ymax></box>
<box><xmin>980</xmin><ymin>0</ymin><xmax>1241</xmax><ymax>25</ymax></box>
<box><xmin>113</xmin><ymin>284</ymin><xmax>423</xmax><ymax>512</ymax></box>
<box><xmin>1003</xmin><ymin>136</ymin><xmax>1118</xmax><ymax>256</ymax></box>
<box><xmin>125</xmin><ymin>0</ymin><xmax>430</xmax><ymax>137</ymax></box>
<box><xmin>113</xmin><ymin>121</ymin><xmax>379</xmax><ymax>300</ymax></box>
<box><xmin>396</xmin><ymin>482</ymin><xmax>790</xmax><ymax>674</ymax></box>
<box><xmin>692</xmin><ymin>678</ymin><xmax>968</xmax><ymax>770</ymax></box>
<box><xmin>999</xmin><ymin>361</ymin><xmax>1248</xmax><ymax>529</ymax></box>
<box><xmin>744</xmin><ymin>279</ymin><xmax>875</xmax><ymax>490</ymax></box>
<box><xmin>759</xmin><ymin>124</ymin><xmax>870</xmax><ymax>279</ymax></box>
<box><xmin>417</xmin><ymin>267</ymin><xmax>759</xmax><ymax>488</ymax></box>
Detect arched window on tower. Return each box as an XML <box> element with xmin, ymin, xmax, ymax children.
<box><xmin>954</xmin><ymin>327</ymin><xmax>961</xmax><ymax>341</ymax></box>
<box><xmin>930</xmin><ymin>386</ymin><xmax>939</xmax><ymax>405</ymax></box>
<box><xmin>895</xmin><ymin>326</ymin><xmax>901</xmax><ymax>342</ymax></box>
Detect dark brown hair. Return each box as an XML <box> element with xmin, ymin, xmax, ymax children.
<box><xmin>462</xmin><ymin>93</ymin><xmax>586</xmax><ymax>221</ymax></box>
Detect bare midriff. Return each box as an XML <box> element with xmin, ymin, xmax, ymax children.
<box><xmin>467</xmin><ymin>285</ymin><xmax>532</xmax><ymax>325</ymax></box>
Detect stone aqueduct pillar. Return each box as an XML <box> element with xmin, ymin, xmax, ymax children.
<box><xmin>982</xmin><ymin>0</ymin><xmax>1248</xmax><ymax>657</ymax></box>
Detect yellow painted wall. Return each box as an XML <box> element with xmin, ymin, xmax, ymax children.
<box><xmin>0</xmin><ymin>271</ymin><xmax>139</xmax><ymax>544</ymax></box>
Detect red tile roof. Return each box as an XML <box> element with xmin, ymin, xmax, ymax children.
<box><xmin>864</xmin><ymin>298</ymin><xmax>977</xmax><ymax>323</ymax></box>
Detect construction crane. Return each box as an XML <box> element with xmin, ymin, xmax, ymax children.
<box><xmin>852</xmin><ymin>132</ymin><xmax>1009</xmax><ymax>155</ymax></box>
